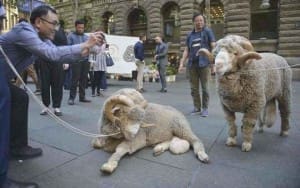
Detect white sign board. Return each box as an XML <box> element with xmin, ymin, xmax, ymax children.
<box><xmin>104</xmin><ymin>34</ymin><xmax>139</xmax><ymax>75</ymax></box>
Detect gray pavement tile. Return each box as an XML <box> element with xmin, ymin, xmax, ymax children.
<box><xmin>30</xmin><ymin>126</ymin><xmax>95</xmax><ymax>156</ymax></box>
<box><xmin>189</xmin><ymin>162</ymin><xmax>300</xmax><ymax>188</ymax></box>
<box><xmin>8</xmin><ymin>141</ymin><xmax>76</xmax><ymax>181</ymax></box>
<box><xmin>31</xmin><ymin>149</ymin><xmax>192</xmax><ymax>188</ymax></box>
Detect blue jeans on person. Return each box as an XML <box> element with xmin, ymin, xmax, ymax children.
<box><xmin>0</xmin><ymin>59</ymin><xmax>11</xmax><ymax>187</ymax></box>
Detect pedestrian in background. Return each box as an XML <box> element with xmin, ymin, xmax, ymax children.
<box><xmin>67</xmin><ymin>19</ymin><xmax>91</xmax><ymax>105</ymax></box>
<box><xmin>154</xmin><ymin>34</ymin><xmax>168</xmax><ymax>93</ymax></box>
<box><xmin>133</xmin><ymin>33</ymin><xmax>146</xmax><ymax>93</ymax></box>
<box><xmin>39</xmin><ymin>19</ymin><xmax>68</xmax><ymax>116</ymax></box>
<box><xmin>89</xmin><ymin>31</ymin><xmax>106</xmax><ymax>97</ymax></box>
<box><xmin>178</xmin><ymin>13</ymin><xmax>216</xmax><ymax>117</ymax></box>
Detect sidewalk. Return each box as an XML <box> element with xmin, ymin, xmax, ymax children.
<box><xmin>8</xmin><ymin>75</ymin><xmax>300</xmax><ymax>188</ymax></box>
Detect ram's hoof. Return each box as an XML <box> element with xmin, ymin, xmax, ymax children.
<box><xmin>100</xmin><ymin>161</ymin><xmax>118</xmax><ymax>173</ymax></box>
<box><xmin>92</xmin><ymin>138</ymin><xmax>105</xmax><ymax>149</ymax></box>
<box><xmin>226</xmin><ymin>137</ymin><xmax>237</xmax><ymax>146</ymax></box>
<box><xmin>197</xmin><ymin>151</ymin><xmax>209</xmax><ymax>163</ymax></box>
<box><xmin>241</xmin><ymin>142</ymin><xmax>252</xmax><ymax>152</ymax></box>
<box><xmin>280</xmin><ymin>131</ymin><xmax>289</xmax><ymax>137</ymax></box>
<box><xmin>257</xmin><ymin>127</ymin><xmax>264</xmax><ymax>133</ymax></box>
<box><xmin>153</xmin><ymin>145</ymin><xmax>165</xmax><ymax>156</ymax></box>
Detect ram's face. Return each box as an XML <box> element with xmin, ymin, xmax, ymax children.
<box><xmin>112</xmin><ymin>105</ymin><xmax>145</xmax><ymax>141</ymax></box>
<box><xmin>214</xmin><ymin>48</ymin><xmax>237</xmax><ymax>76</ymax></box>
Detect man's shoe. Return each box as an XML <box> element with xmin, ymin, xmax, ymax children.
<box><xmin>54</xmin><ymin>108</ymin><xmax>62</xmax><ymax>116</ymax></box>
<box><xmin>190</xmin><ymin>108</ymin><xmax>201</xmax><ymax>115</ymax></box>
<box><xmin>159</xmin><ymin>88</ymin><xmax>167</xmax><ymax>93</ymax></box>
<box><xmin>5</xmin><ymin>178</ymin><xmax>39</xmax><ymax>188</ymax></box>
<box><xmin>200</xmin><ymin>109</ymin><xmax>209</xmax><ymax>117</ymax></box>
<box><xmin>33</xmin><ymin>90</ymin><xmax>41</xmax><ymax>95</ymax></box>
<box><xmin>68</xmin><ymin>99</ymin><xmax>74</xmax><ymax>105</ymax></box>
<box><xmin>79</xmin><ymin>98</ymin><xmax>91</xmax><ymax>103</ymax></box>
<box><xmin>10</xmin><ymin>146</ymin><xmax>42</xmax><ymax>160</ymax></box>
<box><xmin>137</xmin><ymin>88</ymin><xmax>145</xmax><ymax>93</ymax></box>
<box><xmin>40</xmin><ymin>109</ymin><xmax>47</xmax><ymax>115</ymax></box>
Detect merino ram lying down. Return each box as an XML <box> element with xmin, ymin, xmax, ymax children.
<box><xmin>199</xmin><ymin>35</ymin><xmax>292</xmax><ymax>152</ymax></box>
<box><xmin>92</xmin><ymin>88</ymin><xmax>209</xmax><ymax>173</ymax></box>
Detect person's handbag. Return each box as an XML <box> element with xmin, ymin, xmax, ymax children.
<box><xmin>105</xmin><ymin>52</ymin><xmax>114</xmax><ymax>67</ymax></box>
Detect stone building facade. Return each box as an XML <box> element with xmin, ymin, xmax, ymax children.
<box><xmin>53</xmin><ymin>0</ymin><xmax>300</xmax><ymax>78</ymax></box>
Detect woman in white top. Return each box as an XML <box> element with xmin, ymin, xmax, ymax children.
<box><xmin>89</xmin><ymin>33</ymin><xmax>107</xmax><ymax>96</ymax></box>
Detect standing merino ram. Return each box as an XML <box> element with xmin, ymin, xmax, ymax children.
<box><xmin>92</xmin><ymin>88</ymin><xmax>209</xmax><ymax>173</ymax></box>
<box><xmin>199</xmin><ymin>35</ymin><xmax>292</xmax><ymax>152</ymax></box>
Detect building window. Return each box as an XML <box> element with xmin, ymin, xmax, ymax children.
<box><xmin>102</xmin><ymin>12</ymin><xmax>114</xmax><ymax>34</ymax></box>
<box><xmin>162</xmin><ymin>2</ymin><xmax>180</xmax><ymax>43</ymax></box>
<box><xmin>128</xmin><ymin>8</ymin><xmax>147</xmax><ymax>36</ymax></box>
<box><xmin>250</xmin><ymin>0</ymin><xmax>279</xmax><ymax>39</ymax></box>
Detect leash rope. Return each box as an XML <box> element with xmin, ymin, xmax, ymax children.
<box><xmin>0</xmin><ymin>46</ymin><xmax>120</xmax><ymax>138</ymax></box>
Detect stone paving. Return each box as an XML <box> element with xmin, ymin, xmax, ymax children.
<box><xmin>8</xmin><ymin>74</ymin><xmax>300</xmax><ymax>188</ymax></box>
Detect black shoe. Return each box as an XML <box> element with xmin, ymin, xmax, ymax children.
<box><xmin>54</xmin><ymin>108</ymin><xmax>62</xmax><ymax>116</ymax></box>
<box><xmin>68</xmin><ymin>99</ymin><xmax>74</xmax><ymax>105</ymax></box>
<box><xmin>10</xmin><ymin>146</ymin><xmax>42</xmax><ymax>160</ymax></box>
<box><xmin>159</xmin><ymin>88</ymin><xmax>167</xmax><ymax>93</ymax></box>
<box><xmin>4</xmin><ymin>178</ymin><xmax>39</xmax><ymax>188</ymax></box>
<box><xmin>79</xmin><ymin>98</ymin><xmax>91</xmax><ymax>103</ymax></box>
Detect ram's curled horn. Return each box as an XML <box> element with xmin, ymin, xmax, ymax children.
<box><xmin>237</xmin><ymin>51</ymin><xmax>262</xmax><ymax>65</ymax></box>
<box><xmin>104</xmin><ymin>94</ymin><xmax>135</xmax><ymax>123</ymax></box>
<box><xmin>198</xmin><ymin>48</ymin><xmax>214</xmax><ymax>63</ymax></box>
<box><xmin>239</xmin><ymin>40</ymin><xmax>255</xmax><ymax>52</ymax></box>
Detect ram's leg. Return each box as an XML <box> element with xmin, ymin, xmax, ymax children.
<box><xmin>100</xmin><ymin>143</ymin><xmax>130</xmax><ymax>173</ymax></box>
<box><xmin>101</xmin><ymin>134</ymin><xmax>146</xmax><ymax>173</ymax></box>
<box><xmin>175</xmin><ymin>128</ymin><xmax>209</xmax><ymax>163</ymax></box>
<box><xmin>223</xmin><ymin>106</ymin><xmax>237</xmax><ymax>146</ymax></box>
<box><xmin>257</xmin><ymin>109</ymin><xmax>264</xmax><ymax>133</ymax></box>
<box><xmin>187</xmin><ymin>135</ymin><xmax>209</xmax><ymax>163</ymax></box>
<box><xmin>278</xmin><ymin>97</ymin><xmax>291</xmax><ymax>137</ymax></box>
<box><xmin>153</xmin><ymin>140</ymin><xmax>171</xmax><ymax>156</ymax></box>
<box><xmin>92</xmin><ymin>137</ymin><xmax>107</xmax><ymax>149</ymax></box>
<box><xmin>241</xmin><ymin>115</ymin><xmax>256</xmax><ymax>152</ymax></box>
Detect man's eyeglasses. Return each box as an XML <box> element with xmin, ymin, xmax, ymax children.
<box><xmin>40</xmin><ymin>17</ymin><xmax>60</xmax><ymax>29</ymax></box>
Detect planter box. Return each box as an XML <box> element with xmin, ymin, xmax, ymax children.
<box><xmin>166</xmin><ymin>75</ymin><xmax>176</xmax><ymax>82</ymax></box>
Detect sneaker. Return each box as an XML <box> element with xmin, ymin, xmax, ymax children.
<box><xmin>190</xmin><ymin>108</ymin><xmax>201</xmax><ymax>115</ymax></box>
<box><xmin>40</xmin><ymin>108</ymin><xmax>48</xmax><ymax>115</ymax></box>
<box><xmin>200</xmin><ymin>109</ymin><xmax>208</xmax><ymax>117</ymax></box>
<box><xmin>79</xmin><ymin>98</ymin><xmax>91</xmax><ymax>103</ymax></box>
<box><xmin>54</xmin><ymin>108</ymin><xmax>62</xmax><ymax>116</ymax></box>
<box><xmin>34</xmin><ymin>90</ymin><xmax>41</xmax><ymax>95</ymax></box>
<box><xmin>68</xmin><ymin>99</ymin><xmax>74</xmax><ymax>105</ymax></box>
<box><xmin>159</xmin><ymin>88</ymin><xmax>167</xmax><ymax>93</ymax></box>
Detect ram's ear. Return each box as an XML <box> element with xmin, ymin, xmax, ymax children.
<box><xmin>237</xmin><ymin>52</ymin><xmax>262</xmax><ymax>67</ymax></box>
<box><xmin>128</xmin><ymin>106</ymin><xmax>145</xmax><ymax>121</ymax></box>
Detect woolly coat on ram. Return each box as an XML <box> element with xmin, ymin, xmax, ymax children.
<box><xmin>92</xmin><ymin>88</ymin><xmax>209</xmax><ymax>173</ymax></box>
<box><xmin>200</xmin><ymin>35</ymin><xmax>292</xmax><ymax>152</ymax></box>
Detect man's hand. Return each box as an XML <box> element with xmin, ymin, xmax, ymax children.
<box><xmin>178</xmin><ymin>64</ymin><xmax>186</xmax><ymax>73</ymax></box>
<box><xmin>81</xmin><ymin>32</ymin><xmax>104</xmax><ymax>56</ymax></box>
